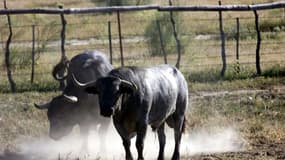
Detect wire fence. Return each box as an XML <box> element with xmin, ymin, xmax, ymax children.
<box><xmin>0</xmin><ymin>2</ymin><xmax>285</xmax><ymax>92</ymax></box>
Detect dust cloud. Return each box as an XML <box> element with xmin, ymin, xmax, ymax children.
<box><xmin>10</xmin><ymin>125</ymin><xmax>245</xmax><ymax>160</ymax></box>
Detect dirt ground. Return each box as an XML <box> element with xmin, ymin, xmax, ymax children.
<box><xmin>0</xmin><ymin>84</ymin><xmax>285</xmax><ymax>160</ymax></box>
<box><xmin>190</xmin><ymin>138</ymin><xmax>285</xmax><ymax>160</ymax></box>
<box><xmin>0</xmin><ymin>137</ymin><xmax>284</xmax><ymax>160</ymax></box>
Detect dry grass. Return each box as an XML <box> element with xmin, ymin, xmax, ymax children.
<box><xmin>0</xmin><ymin>82</ymin><xmax>285</xmax><ymax>159</ymax></box>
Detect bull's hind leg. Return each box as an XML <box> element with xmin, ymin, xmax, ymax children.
<box><xmin>135</xmin><ymin>122</ymin><xmax>147</xmax><ymax>160</ymax></box>
<box><xmin>157</xmin><ymin>123</ymin><xmax>166</xmax><ymax>160</ymax></box>
<box><xmin>122</xmin><ymin>137</ymin><xmax>133</xmax><ymax>160</ymax></box>
<box><xmin>171</xmin><ymin>116</ymin><xmax>185</xmax><ymax>160</ymax></box>
<box><xmin>166</xmin><ymin>114</ymin><xmax>185</xmax><ymax>160</ymax></box>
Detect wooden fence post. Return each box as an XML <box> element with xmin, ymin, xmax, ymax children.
<box><xmin>108</xmin><ymin>21</ymin><xmax>113</xmax><ymax>64</ymax></box>
<box><xmin>254</xmin><ymin>10</ymin><xmax>262</xmax><ymax>75</ymax></box>
<box><xmin>59</xmin><ymin>5</ymin><xmax>67</xmax><ymax>90</ymax></box>
<box><xmin>117</xmin><ymin>11</ymin><xmax>124</xmax><ymax>66</ymax></box>
<box><xmin>218</xmin><ymin>0</ymin><xmax>227</xmax><ymax>77</ymax></box>
<box><xmin>169</xmin><ymin>0</ymin><xmax>181</xmax><ymax>69</ymax></box>
<box><xmin>156</xmin><ymin>20</ymin><xmax>167</xmax><ymax>64</ymax></box>
<box><xmin>235</xmin><ymin>17</ymin><xmax>240</xmax><ymax>73</ymax></box>
<box><xmin>4</xmin><ymin>0</ymin><xmax>16</xmax><ymax>93</ymax></box>
<box><xmin>31</xmin><ymin>24</ymin><xmax>35</xmax><ymax>84</ymax></box>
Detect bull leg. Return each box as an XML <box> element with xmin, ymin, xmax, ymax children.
<box><xmin>122</xmin><ymin>137</ymin><xmax>133</xmax><ymax>160</ymax></box>
<box><xmin>171</xmin><ymin>116</ymin><xmax>184</xmax><ymax>160</ymax></box>
<box><xmin>136</xmin><ymin>122</ymin><xmax>147</xmax><ymax>160</ymax></box>
<box><xmin>157</xmin><ymin>123</ymin><xmax>166</xmax><ymax>160</ymax></box>
<box><xmin>113</xmin><ymin>120</ymin><xmax>134</xmax><ymax>160</ymax></box>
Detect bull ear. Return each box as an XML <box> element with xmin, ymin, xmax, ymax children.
<box><xmin>119</xmin><ymin>80</ymin><xmax>137</xmax><ymax>93</ymax></box>
<box><xmin>85</xmin><ymin>86</ymin><xmax>99</xmax><ymax>94</ymax></box>
<box><xmin>34</xmin><ymin>102</ymin><xmax>50</xmax><ymax>110</ymax></box>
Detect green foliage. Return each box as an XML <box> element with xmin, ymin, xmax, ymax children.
<box><xmin>9</xmin><ymin>47</ymin><xmax>32</xmax><ymax>69</ymax></box>
<box><xmin>145</xmin><ymin>12</ymin><xmax>191</xmax><ymax>56</ymax></box>
<box><xmin>259</xmin><ymin>19</ymin><xmax>285</xmax><ymax>32</ymax></box>
<box><xmin>0</xmin><ymin>79</ymin><xmax>58</xmax><ymax>93</ymax></box>
<box><xmin>37</xmin><ymin>20</ymin><xmax>61</xmax><ymax>54</ymax></box>
<box><xmin>225</xmin><ymin>18</ymin><xmax>285</xmax><ymax>41</ymax></box>
<box><xmin>262</xmin><ymin>64</ymin><xmax>285</xmax><ymax>77</ymax></box>
<box><xmin>188</xmin><ymin>68</ymin><xmax>222</xmax><ymax>83</ymax></box>
<box><xmin>187</xmin><ymin>64</ymin><xmax>284</xmax><ymax>83</ymax></box>
<box><xmin>226</xmin><ymin>25</ymin><xmax>256</xmax><ymax>40</ymax></box>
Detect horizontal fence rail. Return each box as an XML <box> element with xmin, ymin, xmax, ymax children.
<box><xmin>0</xmin><ymin>0</ymin><xmax>285</xmax><ymax>92</ymax></box>
<box><xmin>0</xmin><ymin>1</ymin><xmax>285</xmax><ymax>15</ymax></box>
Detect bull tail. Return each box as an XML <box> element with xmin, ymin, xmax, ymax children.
<box><xmin>181</xmin><ymin>117</ymin><xmax>186</xmax><ymax>133</ymax></box>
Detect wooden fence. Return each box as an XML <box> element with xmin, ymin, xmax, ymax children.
<box><xmin>1</xmin><ymin>1</ymin><xmax>285</xmax><ymax>92</ymax></box>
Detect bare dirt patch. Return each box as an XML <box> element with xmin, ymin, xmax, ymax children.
<box><xmin>0</xmin><ymin>85</ymin><xmax>284</xmax><ymax>160</ymax></box>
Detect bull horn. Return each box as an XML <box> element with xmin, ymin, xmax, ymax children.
<box><xmin>63</xmin><ymin>94</ymin><xmax>78</xmax><ymax>103</ymax></box>
<box><xmin>34</xmin><ymin>102</ymin><xmax>50</xmax><ymax>110</ymax></box>
<box><xmin>72</xmin><ymin>74</ymin><xmax>97</xmax><ymax>88</ymax></box>
<box><xmin>52</xmin><ymin>59</ymin><xmax>69</xmax><ymax>81</ymax></box>
<box><xmin>120</xmin><ymin>79</ymin><xmax>138</xmax><ymax>92</ymax></box>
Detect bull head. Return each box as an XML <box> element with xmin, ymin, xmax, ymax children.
<box><xmin>72</xmin><ymin>73</ymin><xmax>137</xmax><ymax>94</ymax></box>
<box><xmin>84</xmin><ymin>78</ymin><xmax>137</xmax><ymax>95</ymax></box>
<box><xmin>34</xmin><ymin>94</ymin><xmax>77</xmax><ymax>140</ymax></box>
<box><xmin>34</xmin><ymin>94</ymin><xmax>78</xmax><ymax>110</ymax></box>
<box><xmin>73</xmin><ymin>75</ymin><xmax>137</xmax><ymax>117</ymax></box>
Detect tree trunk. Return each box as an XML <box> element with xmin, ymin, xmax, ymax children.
<box><xmin>4</xmin><ymin>0</ymin><xmax>16</xmax><ymax>92</ymax></box>
<box><xmin>169</xmin><ymin>0</ymin><xmax>181</xmax><ymax>69</ymax></box>
<box><xmin>219</xmin><ymin>1</ymin><xmax>227</xmax><ymax>77</ymax></box>
<box><xmin>254</xmin><ymin>10</ymin><xmax>262</xmax><ymax>76</ymax></box>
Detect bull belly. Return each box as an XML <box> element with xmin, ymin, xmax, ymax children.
<box><xmin>148</xmin><ymin>105</ymin><xmax>175</xmax><ymax>130</ymax></box>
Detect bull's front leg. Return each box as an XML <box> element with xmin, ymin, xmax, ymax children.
<box><xmin>113</xmin><ymin>120</ymin><xmax>134</xmax><ymax>160</ymax></box>
<box><xmin>136</xmin><ymin>121</ymin><xmax>147</xmax><ymax>160</ymax></box>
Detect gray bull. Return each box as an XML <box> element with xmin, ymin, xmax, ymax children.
<box><xmin>73</xmin><ymin>64</ymin><xmax>188</xmax><ymax>160</ymax></box>
<box><xmin>35</xmin><ymin>50</ymin><xmax>113</xmax><ymax>151</ymax></box>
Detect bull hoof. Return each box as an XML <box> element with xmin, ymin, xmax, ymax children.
<box><xmin>126</xmin><ymin>155</ymin><xmax>134</xmax><ymax>160</ymax></box>
<box><xmin>157</xmin><ymin>156</ymin><xmax>164</xmax><ymax>160</ymax></box>
<box><xmin>171</xmin><ymin>155</ymin><xmax>179</xmax><ymax>160</ymax></box>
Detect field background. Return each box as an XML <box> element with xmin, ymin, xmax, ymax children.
<box><xmin>0</xmin><ymin>0</ymin><xmax>285</xmax><ymax>159</ymax></box>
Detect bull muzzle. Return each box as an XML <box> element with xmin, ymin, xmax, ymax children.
<box><xmin>100</xmin><ymin>108</ymin><xmax>114</xmax><ymax>117</ymax></box>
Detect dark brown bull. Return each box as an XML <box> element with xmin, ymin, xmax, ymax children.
<box><xmin>35</xmin><ymin>50</ymin><xmax>113</xmax><ymax>151</ymax></box>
